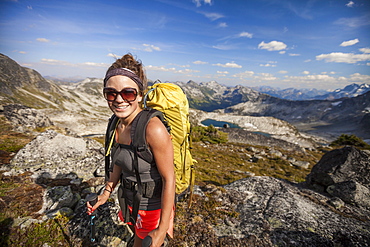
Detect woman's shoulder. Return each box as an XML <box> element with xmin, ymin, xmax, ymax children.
<box><xmin>145</xmin><ymin>116</ymin><xmax>169</xmax><ymax>139</ymax></box>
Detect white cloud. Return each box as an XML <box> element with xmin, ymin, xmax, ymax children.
<box><xmin>40</xmin><ymin>58</ymin><xmax>107</xmax><ymax>68</ymax></box>
<box><xmin>201</xmin><ymin>12</ymin><xmax>224</xmax><ymax>21</ymax></box>
<box><xmin>278</xmin><ymin>70</ymin><xmax>288</xmax><ymax>74</ymax></box>
<box><xmin>239</xmin><ymin>32</ymin><xmax>253</xmax><ymax>38</ymax></box>
<box><xmin>36</xmin><ymin>38</ymin><xmax>50</xmax><ymax>43</ymax></box>
<box><xmin>193</xmin><ymin>0</ymin><xmax>212</xmax><ymax>7</ymax></box>
<box><xmin>340</xmin><ymin>38</ymin><xmax>359</xmax><ymax>47</ymax></box>
<box><xmin>335</xmin><ymin>16</ymin><xmax>370</xmax><ymax>28</ymax></box>
<box><xmin>145</xmin><ymin>65</ymin><xmax>176</xmax><ymax>72</ymax></box>
<box><xmin>255</xmin><ymin>73</ymin><xmax>277</xmax><ymax>81</ymax></box>
<box><xmin>193</xmin><ymin>60</ymin><xmax>208</xmax><ymax>65</ymax></box>
<box><xmin>289</xmin><ymin>53</ymin><xmax>301</xmax><ymax>56</ymax></box>
<box><xmin>346</xmin><ymin>1</ymin><xmax>355</xmax><ymax>7</ymax></box>
<box><xmin>217</xmin><ymin>71</ymin><xmax>229</xmax><ymax>74</ymax></box>
<box><xmin>83</xmin><ymin>62</ymin><xmax>106</xmax><ymax>67</ymax></box>
<box><xmin>278</xmin><ymin>72</ymin><xmax>370</xmax><ymax>89</ymax></box>
<box><xmin>259</xmin><ymin>63</ymin><xmax>276</xmax><ymax>67</ymax></box>
<box><xmin>41</xmin><ymin>58</ymin><xmax>68</xmax><ymax>65</ymax></box>
<box><xmin>258</xmin><ymin>41</ymin><xmax>287</xmax><ymax>51</ymax></box>
<box><xmin>316</xmin><ymin>52</ymin><xmax>370</xmax><ymax>64</ymax></box>
<box><xmin>360</xmin><ymin>48</ymin><xmax>370</xmax><ymax>53</ymax></box>
<box><xmin>143</xmin><ymin>44</ymin><xmax>161</xmax><ymax>52</ymax></box>
<box><xmin>233</xmin><ymin>70</ymin><xmax>255</xmax><ymax>78</ymax></box>
<box><xmin>146</xmin><ymin>65</ymin><xmax>199</xmax><ymax>75</ymax></box>
<box><xmin>285</xmin><ymin>74</ymin><xmax>336</xmax><ymax>82</ymax></box>
<box><xmin>349</xmin><ymin>73</ymin><xmax>370</xmax><ymax>81</ymax></box>
<box><xmin>175</xmin><ymin>69</ymin><xmax>200</xmax><ymax>74</ymax></box>
<box><xmin>302</xmin><ymin>71</ymin><xmax>310</xmax><ymax>75</ymax></box>
<box><xmin>212</xmin><ymin>44</ymin><xmax>235</xmax><ymax>50</ymax></box>
<box><xmin>321</xmin><ymin>71</ymin><xmax>336</xmax><ymax>75</ymax></box>
<box><xmin>107</xmin><ymin>53</ymin><xmax>118</xmax><ymax>58</ymax></box>
<box><xmin>218</xmin><ymin>22</ymin><xmax>228</xmax><ymax>28</ymax></box>
<box><xmin>213</xmin><ymin>62</ymin><xmax>242</xmax><ymax>68</ymax></box>
<box><xmin>168</xmin><ymin>63</ymin><xmax>190</xmax><ymax>68</ymax></box>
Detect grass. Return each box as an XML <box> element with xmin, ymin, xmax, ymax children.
<box><xmin>192</xmin><ymin>142</ymin><xmax>321</xmax><ymax>186</ymax></box>
<box><xmin>0</xmin><ymin>117</ymin><xmax>33</xmax><ymax>152</ymax></box>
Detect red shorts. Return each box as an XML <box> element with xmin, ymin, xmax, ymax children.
<box><xmin>118</xmin><ymin>206</ymin><xmax>174</xmax><ymax>240</ymax></box>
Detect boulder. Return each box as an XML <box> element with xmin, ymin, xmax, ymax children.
<box><xmin>305</xmin><ymin>146</ymin><xmax>370</xmax><ymax>209</ymax></box>
<box><xmin>221</xmin><ymin>176</ymin><xmax>370</xmax><ymax>246</ymax></box>
<box><xmin>3</xmin><ymin>104</ymin><xmax>53</xmax><ymax>132</ymax></box>
<box><xmin>327</xmin><ymin>181</ymin><xmax>370</xmax><ymax>209</ymax></box>
<box><xmin>306</xmin><ymin>146</ymin><xmax>370</xmax><ymax>190</ymax></box>
<box><xmin>8</xmin><ymin>129</ymin><xmax>104</xmax><ymax>180</ymax></box>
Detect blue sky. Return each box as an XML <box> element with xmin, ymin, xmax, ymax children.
<box><xmin>1</xmin><ymin>0</ymin><xmax>369</xmax><ymax>90</ymax></box>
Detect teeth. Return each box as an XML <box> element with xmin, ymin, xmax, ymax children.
<box><xmin>116</xmin><ymin>105</ymin><xmax>128</xmax><ymax>109</ymax></box>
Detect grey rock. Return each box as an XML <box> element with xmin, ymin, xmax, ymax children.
<box><xmin>327</xmin><ymin>181</ymin><xmax>370</xmax><ymax>209</ymax></box>
<box><xmin>222</xmin><ymin>176</ymin><xmax>370</xmax><ymax>246</ymax></box>
<box><xmin>42</xmin><ymin>186</ymin><xmax>74</xmax><ymax>213</ymax></box>
<box><xmin>9</xmin><ymin>129</ymin><xmax>105</xmax><ymax>180</ymax></box>
<box><xmin>3</xmin><ymin>104</ymin><xmax>53</xmax><ymax>132</ymax></box>
<box><xmin>291</xmin><ymin>160</ymin><xmax>310</xmax><ymax>169</ymax></box>
<box><xmin>327</xmin><ymin>197</ymin><xmax>345</xmax><ymax>209</ymax></box>
<box><xmin>306</xmin><ymin>146</ymin><xmax>370</xmax><ymax>192</ymax></box>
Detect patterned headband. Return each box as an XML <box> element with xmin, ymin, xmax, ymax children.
<box><xmin>103</xmin><ymin>68</ymin><xmax>143</xmax><ymax>91</ymax></box>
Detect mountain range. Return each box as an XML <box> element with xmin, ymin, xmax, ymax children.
<box><xmin>252</xmin><ymin>83</ymin><xmax>370</xmax><ymax>101</ymax></box>
<box><xmin>1</xmin><ymin>53</ymin><xmax>369</xmax><ymax>143</ymax></box>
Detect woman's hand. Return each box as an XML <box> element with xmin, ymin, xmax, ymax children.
<box><xmin>147</xmin><ymin>228</ymin><xmax>167</xmax><ymax>247</ymax></box>
<box><xmin>86</xmin><ymin>192</ymin><xmax>110</xmax><ymax>215</ymax></box>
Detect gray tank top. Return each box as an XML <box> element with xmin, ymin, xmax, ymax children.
<box><xmin>111</xmin><ymin>142</ymin><xmax>162</xmax><ymax>210</ymax></box>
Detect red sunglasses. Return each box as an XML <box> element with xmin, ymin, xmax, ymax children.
<box><xmin>103</xmin><ymin>87</ymin><xmax>138</xmax><ymax>102</ymax></box>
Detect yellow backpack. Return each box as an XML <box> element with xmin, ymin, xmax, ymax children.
<box><xmin>143</xmin><ymin>82</ymin><xmax>196</xmax><ymax>196</ymax></box>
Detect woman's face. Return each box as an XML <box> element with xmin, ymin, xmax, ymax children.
<box><xmin>105</xmin><ymin>75</ymin><xmax>143</xmax><ymax>121</ymax></box>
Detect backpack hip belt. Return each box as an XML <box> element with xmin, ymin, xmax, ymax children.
<box><xmin>121</xmin><ymin>178</ymin><xmax>162</xmax><ymax>199</ymax></box>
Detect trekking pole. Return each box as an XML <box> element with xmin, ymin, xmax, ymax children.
<box><xmin>86</xmin><ymin>193</ymin><xmax>98</xmax><ymax>243</ymax></box>
<box><xmin>142</xmin><ymin>236</ymin><xmax>152</xmax><ymax>247</ymax></box>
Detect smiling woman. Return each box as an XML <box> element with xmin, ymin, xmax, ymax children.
<box><xmin>86</xmin><ymin>53</ymin><xmax>175</xmax><ymax>247</ymax></box>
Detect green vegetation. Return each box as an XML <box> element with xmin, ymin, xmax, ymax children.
<box><xmin>191</xmin><ymin>125</ymin><xmax>228</xmax><ymax>144</ymax></box>
<box><xmin>192</xmin><ymin>142</ymin><xmax>319</xmax><ymax>186</ymax></box>
<box><xmin>1</xmin><ymin>215</ymin><xmax>73</xmax><ymax>247</ymax></box>
<box><xmin>0</xmin><ymin>117</ymin><xmax>33</xmax><ymax>153</ymax></box>
<box><xmin>330</xmin><ymin>134</ymin><xmax>370</xmax><ymax>150</ymax></box>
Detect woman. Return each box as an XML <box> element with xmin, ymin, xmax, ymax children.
<box><xmin>87</xmin><ymin>53</ymin><xmax>175</xmax><ymax>247</ymax></box>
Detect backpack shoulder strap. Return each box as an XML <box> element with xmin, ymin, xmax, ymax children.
<box><xmin>129</xmin><ymin>108</ymin><xmax>165</xmax><ymax>225</ymax></box>
<box><xmin>104</xmin><ymin>114</ymin><xmax>119</xmax><ymax>181</ymax></box>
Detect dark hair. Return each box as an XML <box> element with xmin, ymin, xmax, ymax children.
<box><xmin>106</xmin><ymin>53</ymin><xmax>147</xmax><ymax>92</ymax></box>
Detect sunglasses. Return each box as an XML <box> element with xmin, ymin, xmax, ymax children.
<box><xmin>103</xmin><ymin>87</ymin><xmax>138</xmax><ymax>102</ymax></box>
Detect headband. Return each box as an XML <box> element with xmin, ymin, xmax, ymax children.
<box><xmin>104</xmin><ymin>68</ymin><xmax>144</xmax><ymax>91</ymax></box>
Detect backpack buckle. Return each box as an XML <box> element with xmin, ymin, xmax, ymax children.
<box><xmin>137</xmin><ymin>146</ymin><xmax>146</xmax><ymax>152</ymax></box>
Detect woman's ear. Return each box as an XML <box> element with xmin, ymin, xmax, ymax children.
<box><xmin>137</xmin><ymin>94</ymin><xmax>144</xmax><ymax>105</ymax></box>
